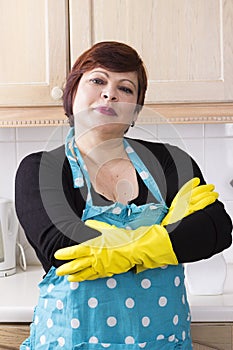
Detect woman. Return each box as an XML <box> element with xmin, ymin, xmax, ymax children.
<box><xmin>15</xmin><ymin>41</ymin><xmax>232</xmax><ymax>349</ymax></box>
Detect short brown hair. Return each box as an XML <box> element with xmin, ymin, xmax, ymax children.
<box><xmin>63</xmin><ymin>41</ymin><xmax>148</xmax><ymax>126</ymax></box>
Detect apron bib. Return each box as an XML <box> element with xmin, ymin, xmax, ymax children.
<box><xmin>21</xmin><ymin>130</ymin><xmax>192</xmax><ymax>349</ymax></box>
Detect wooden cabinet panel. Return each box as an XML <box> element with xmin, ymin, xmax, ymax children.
<box><xmin>0</xmin><ymin>0</ymin><xmax>68</xmax><ymax>107</ymax></box>
<box><xmin>0</xmin><ymin>0</ymin><xmax>233</xmax><ymax>125</ymax></box>
<box><xmin>193</xmin><ymin>343</ymin><xmax>227</xmax><ymax>350</ymax></box>
<box><xmin>0</xmin><ymin>324</ymin><xmax>30</xmax><ymax>349</ymax></box>
<box><xmin>70</xmin><ymin>0</ymin><xmax>233</xmax><ymax>104</ymax></box>
<box><xmin>0</xmin><ymin>322</ymin><xmax>233</xmax><ymax>349</ymax></box>
<box><xmin>191</xmin><ymin>323</ymin><xmax>232</xmax><ymax>350</ymax></box>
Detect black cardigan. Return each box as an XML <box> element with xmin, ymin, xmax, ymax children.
<box><xmin>15</xmin><ymin>137</ymin><xmax>232</xmax><ymax>273</ymax></box>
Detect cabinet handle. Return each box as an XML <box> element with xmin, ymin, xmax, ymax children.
<box><xmin>51</xmin><ymin>87</ymin><xmax>63</xmax><ymax>100</ymax></box>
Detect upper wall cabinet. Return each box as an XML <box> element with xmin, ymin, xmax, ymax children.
<box><xmin>70</xmin><ymin>0</ymin><xmax>233</xmax><ymax>103</ymax></box>
<box><xmin>0</xmin><ymin>0</ymin><xmax>68</xmax><ymax>107</ymax></box>
<box><xmin>69</xmin><ymin>0</ymin><xmax>233</xmax><ymax>123</ymax></box>
<box><xmin>1</xmin><ymin>0</ymin><xmax>233</xmax><ymax>126</ymax></box>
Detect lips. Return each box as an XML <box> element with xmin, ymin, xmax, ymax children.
<box><xmin>93</xmin><ymin>106</ymin><xmax>117</xmax><ymax>117</ymax></box>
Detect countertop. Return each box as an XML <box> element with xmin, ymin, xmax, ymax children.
<box><xmin>1</xmin><ymin>265</ymin><xmax>233</xmax><ymax>323</ymax></box>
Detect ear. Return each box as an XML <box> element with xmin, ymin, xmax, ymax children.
<box><xmin>132</xmin><ymin>109</ymin><xmax>139</xmax><ymax>124</ymax></box>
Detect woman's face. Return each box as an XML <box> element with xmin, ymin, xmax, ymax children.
<box><xmin>72</xmin><ymin>68</ymin><xmax>139</xmax><ymax>136</ymax></box>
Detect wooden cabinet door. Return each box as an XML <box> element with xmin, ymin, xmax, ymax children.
<box><xmin>191</xmin><ymin>323</ymin><xmax>232</xmax><ymax>350</ymax></box>
<box><xmin>0</xmin><ymin>324</ymin><xmax>30</xmax><ymax>349</ymax></box>
<box><xmin>69</xmin><ymin>0</ymin><xmax>233</xmax><ymax>104</ymax></box>
<box><xmin>193</xmin><ymin>343</ymin><xmax>222</xmax><ymax>350</ymax></box>
<box><xmin>0</xmin><ymin>0</ymin><xmax>68</xmax><ymax>107</ymax></box>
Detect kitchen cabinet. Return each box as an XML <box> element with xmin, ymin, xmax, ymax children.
<box><xmin>0</xmin><ymin>0</ymin><xmax>69</xmax><ymax>126</ymax></box>
<box><xmin>0</xmin><ymin>0</ymin><xmax>68</xmax><ymax>107</ymax></box>
<box><xmin>69</xmin><ymin>0</ymin><xmax>233</xmax><ymax>124</ymax></box>
<box><xmin>193</xmin><ymin>344</ymin><xmax>223</xmax><ymax>350</ymax></box>
<box><xmin>0</xmin><ymin>0</ymin><xmax>233</xmax><ymax>127</ymax></box>
<box><xmin>0</xmin><ymin>323</ymin><xmax>233</xmax><ymax>349</ymax></box>
<box><xmin>0</xmin><ymin>324</ymin><xmax>30</xmax><ymax>349</ymax></box>
<box><xmin>70</xmin><ymin>0</ymin><xmax>233</xmax><ymax>104</ymax></box>
<box><xmin>191</xmin><ymin>323</ymin><xmax>233</xmax><ymax>350</ymax></box>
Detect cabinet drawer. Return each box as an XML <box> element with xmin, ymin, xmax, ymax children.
<box><xmin>193</xmin><ymin>342</ymin><xmax>229</xmax><ymax>350</ymax></box>
<box><xmin>191</xmin><ymin>323</ymin><xmax>232</xmax><ymax>350</ymax></box>
<box><xmin>0</xmin><ymin>324</ymin><xmax>30</xmax><ymax>349</ymax></box>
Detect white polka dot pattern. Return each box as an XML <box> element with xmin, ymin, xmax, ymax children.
<box><xmin>157</xmin><ymin>334</ymin><xmax>165</xmax><ymax>340</ymax></box>
<box><xmin>142</xmin><ymin>316</ymin><xmax>150</xmax><ymax>327</ymax></box>
<box><xmin>89</xmin><ymin>336</ymin><xmax>98</xmax><ymax>343</ymax></box>
<box><xmin>106</xmin><ymin>278</ymin><xmax>117</xmax><ymax>289</ymax></box>
<box><xmin>40</xmin><ymin>335</ymin><xmax>46</xmax><ymax>345</ymax></box>
<box><xmin>47</xmin><ymin>284</ymin><xmax>54</xmax><ymax>293</ymax></box>
<box><xmin>71</xmin><ymin>318</ymin><xmax>80</xmax><ymax>329</ymax></box>
<box><xmin>30</xmin><ymin>266</ymin><xmax>191</xmax><ymax>348</ymax></box>
<box><xmin>88</xmin><ymin>297</ymin><xmax>98</xmax><ymax>308</ymax></box>
<box><xmin>47</xmin><ymin>318</ymin><xmax>53</xmax><ymax>328</ymax></box>
<box><xmin>168</xmin><ymin>334</ymin><xmax>175</xmax><ymax>342</ymax></box>
<box><xmin>141</xmin><ymin>278</ymin><xmax>151</xmax><ymax>289</ymax></box>
<box><xmin>34</xmin><ymin>315</ymin><xmax>39</xmax><ymax>325</ymax></box>
<box><xmin>139</xmin><ymin>171</ymin><xmax>149</xmax><ymax>180</ymax></box>
<box><xmin>57</xmin><ymin>337</ymin><xmax>65</xmax><ymax>346</ymax></box>
<box><xmin>107</xmin><ymin>316</ymin><xmax>117</xmax><ymax>327</ymax></box>
<box><xmin>174</xmin><ymin>276</ymin><xmax>181</xmax><ymax>287</ymax></box>
<box><xmin>173</xmin><ymin>314</ymin><xmax>179</xmax><ymax>325</ymax></box>
<box><xmin>70</xmin><ymin>282</ymin><xmax>79</xmax><ymax>290</ymax></box>
<box><xmin>112</xmin><ymin>207</ymin><xmax>122</xmax><ymax>214</ymax></box>
<box><xmin>125</xmin><ymin>336</ymin><xmax>135</xmax><ymax>344</ymax></box>
<box><xmin>56</xmin><ymin>299</ymin><xmax>64</xmax><ymax>310</ymax></box>
<box><xmin>125</xmin><ymin>297</ymin><xmax>135</xmax><ymax>308</ymax></box>
<box><xmin>158</xmin><ymin>296</ymin><xmax>167</xmax><ymax>307</ymax></box>
<box><xmin>125</xmin><ymin>146</ymin><xmax>134</xmax><ymax>153</ymax></box>
<box><xmin>74</xmin><ymin>177</ymin><xmax>84</xmax><ymax>187</ymax></box>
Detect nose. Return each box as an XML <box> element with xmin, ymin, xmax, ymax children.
<box><xmin>101</xmin><ymin>90</ymin><xmax>118</xmax><ymax>101</ymax></box>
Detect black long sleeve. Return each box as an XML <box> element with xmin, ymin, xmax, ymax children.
<box><xmin>15</xmin><ymin>139</ymin><xmax>232</xmax><ymax>273</ymax></box>
<box><xmin>15</xmin><ymin>147</ymin><xmax>101</xmax><ymax>272</ymax></box>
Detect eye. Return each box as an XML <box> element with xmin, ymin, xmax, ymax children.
<box><xmin>90</xmin><ymin>78</ymin><xmax>105</xmax><ymax>85</ymax></box>
<box><xmin>119</xmin><ymin>86</ymin><xmax>133</xmax><ymax>94</ymax></box>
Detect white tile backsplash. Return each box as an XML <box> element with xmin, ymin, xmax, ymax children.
<box><xmin>158</xmin><ymin>123</ymin><xmax>204</xmax><ymax>139</ymax></box>
<box><xmin>0</xmin><ymin>128</ymin><xmax>16</xmax><ymax>142</ymax></box>
<box><xmin>223</xmin><ymin>201</ymin><xmax>233</xmax><ymax>263</ymax></box>
<box><xmin>16</xmin><ymin>126</ymin><xmax>63</xmax><ymax>141</ymax></box>
<box><xmin>16</xmin><ymin>141</ymin><xmax>63</xmax><ymax>166</ymax></box>
<box><xmin>204</xmin><ymin>138</ymin><xmax>233</xmax><ymax>200</ymax></box>
<box><xmin>0</xmin><ymin>127</ymin><xmax>65</xmax><ymax>266</ymax></box>
<box><xmin>205</xmin><ymin>123</ymin><xmax>233</xmax><ymax>138</ymax></box>
<box><xmin>159</xmin><ymin>138</ymin><xmax>205</xmax><ymax>172</ymax></box>
<box><xmin>0</xmin><ymin>123</ymin><xmax>232</xmax><ymax>266</ymax></box>
<box><xmin>0</xmin><ymin>142</ymin><xmax>17</xmax><ymax>200</ymax></box>
<box><xmin>126</xmin><ymin>124</ymin><xmax>157</xmax><ymax>141</ymax></box>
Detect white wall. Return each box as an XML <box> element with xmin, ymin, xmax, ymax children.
<box><xmin>0</xmin><ymin>123</ymin><xmax>232</xmax><ymax>265</ymax></box>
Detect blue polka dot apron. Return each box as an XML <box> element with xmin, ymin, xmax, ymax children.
<box><xmin>21</xmin><ymin>129</ymin><xmax>192</xmax><ymax>350</ymax></box>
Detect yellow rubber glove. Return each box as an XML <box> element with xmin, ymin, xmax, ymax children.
<box><xmin>136</xmin><ymin>177</ymin><xmax>218</xmax><ymax>273</ymax></box>
<box><xmin>55</xmin><ymin>221</ymin><xmax>178</xmax><ymax>282</ymax></box>
<box><xmin>55</xmin><ymin>177</ymin><xmax>218</xmax><ymax>281</ymax></box>
<box><xmin>161</xmin><ymin>177</ymin><xmax>219</xmax><ymax>226</ymax></box>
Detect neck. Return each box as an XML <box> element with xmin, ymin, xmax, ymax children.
<box><xmin>75</xmin><ymin>133</ymin><xmax>127</xmax><ymax>165</ymax></box>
